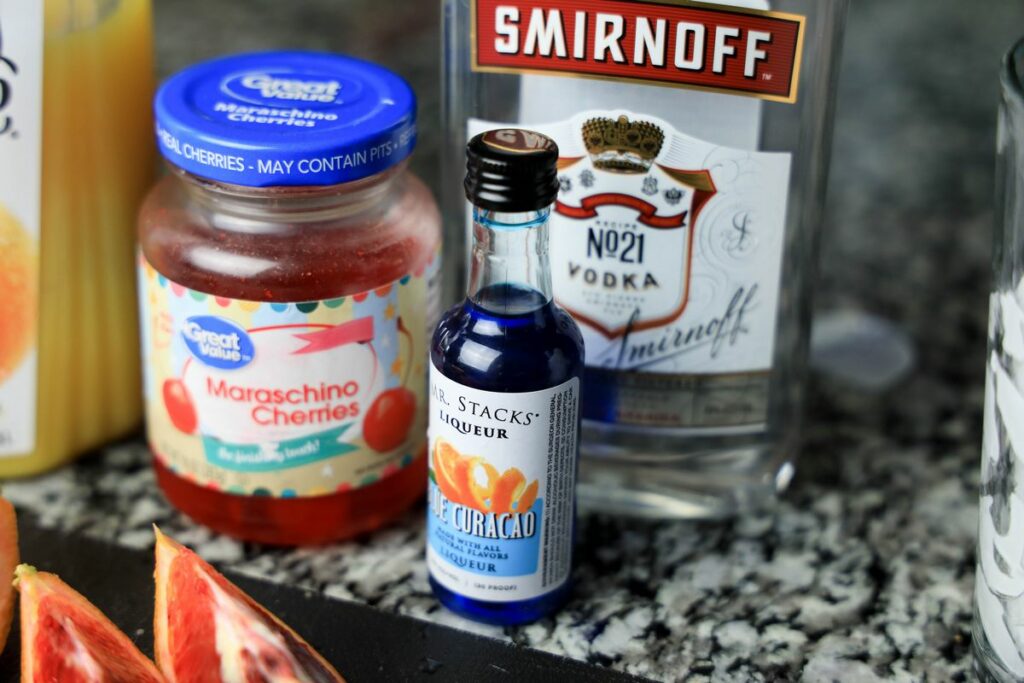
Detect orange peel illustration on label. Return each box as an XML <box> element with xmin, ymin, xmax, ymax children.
<box><xmin>432</xmin><ymin>438</ymin><xmax>539</xmax><ymax>514</ymax></box>
<box><xmin>0</xmin><ymin>204</ymin><xmax>37</xmax><ymax>386</ymax></box>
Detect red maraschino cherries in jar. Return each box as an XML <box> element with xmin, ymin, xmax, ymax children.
<box><xmin>138</xmin><ymin>51</ymin><xmax>441</xmax><ymax>544</ymax></box>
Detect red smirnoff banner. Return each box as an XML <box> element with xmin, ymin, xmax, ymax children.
<box><xmin>472</xmin><ymin>0</ymin><xmax>805</xmax><ymax>102</ymax></box>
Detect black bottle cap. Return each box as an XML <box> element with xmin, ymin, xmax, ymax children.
<box><xmin>464</xmin><ymin>129</ymin><xmax>560</xmax><ymax>212</ymax></box>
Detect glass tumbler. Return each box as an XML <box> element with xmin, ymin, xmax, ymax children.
<box><xmin>975</xmin><ymin>37</ymin><xmax>1024</xmax><ymax>683</ymax></box>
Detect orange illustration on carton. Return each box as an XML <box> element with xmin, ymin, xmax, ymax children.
<box><xmin>432</xmin><ymin>438</ymin><xmax>539</xmax><ymax>514</ymax></box>
<box><xmin>0</xmin><ymin>204</ymin><xmax>36</xmax><ymax>386</ymax></box>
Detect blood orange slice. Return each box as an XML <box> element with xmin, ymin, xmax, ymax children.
<box><xmin>15</xmin><ymin>564</ymin><xmax>164</xmax><ymax>682</ymax></box>
<box><xmin>0</xmin><ymin>496</ymin><xmax>19</xmax><ymax>654</ymax></box>
<box><xmin>153</xmin><ymin>527</ymin><xmax>345</xmax><ymax>683</ymax></box>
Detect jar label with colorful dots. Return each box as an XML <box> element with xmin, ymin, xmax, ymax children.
<box><xmin>0</xmin><ymin>4</ymin><xmax>43</xmax><ymax>457</ymax></box>
<box><xmin>426</xmin><ymin>365</ymin><xmax>579</xmax><ymax>602</ymax></box>
<box><xmin>137</xmin><ymin>253</ymin><xmax>440</xmax><ymax>497</ymax></box>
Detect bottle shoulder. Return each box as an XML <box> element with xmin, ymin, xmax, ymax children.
<box><xmin>431</xmin><ymin>300</ymin><xmax>584</xmax><ymax>393</ymax></box>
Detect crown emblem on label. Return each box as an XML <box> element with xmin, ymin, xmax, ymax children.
<box><xmin>582</xmin><ymin>115</ymin><xmax>664</xmax><ymax>174</ymax></box>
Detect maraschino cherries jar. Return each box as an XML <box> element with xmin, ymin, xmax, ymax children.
<box><xmin>138</xmin><ymin>52</ymin><xmax>441</xmax><ymax>545</ymax></box>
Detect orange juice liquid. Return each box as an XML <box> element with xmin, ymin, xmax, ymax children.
<box><xmin>0</xmin><ymin>0</ymin><xmax>154</xmax><ymax>476</ymax></box>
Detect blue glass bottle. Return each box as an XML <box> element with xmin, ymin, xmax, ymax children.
<box><xmin>427</xmin><ymin>130</ymin><xmax>584</xmax><ymax>625</ymax></box>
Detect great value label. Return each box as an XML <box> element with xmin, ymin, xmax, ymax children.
<box><xmin>138</xmin><ymin>254</ymin><xmax>440</xmax><ymax>497</ymax></box>
<box><xmin>472</xmin><ymin>0</ymin><xmax>805</xmax><ymax>103</ymax></box>
<box><xmin>0</xmin><ymin>2</ymin><xmax>43</xmax><ymax>457</ymax></box>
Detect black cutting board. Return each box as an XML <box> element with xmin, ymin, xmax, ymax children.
<box><xmin>0</xmin><ymin>519</ymin><xmax>644</xmax><ymax>682</ymax></box>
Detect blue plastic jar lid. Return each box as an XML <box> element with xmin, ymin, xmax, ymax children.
<box><xmin>154</xmin><ymin>51</ymin><xmax>417</xmax><ymax>187</ymax></box>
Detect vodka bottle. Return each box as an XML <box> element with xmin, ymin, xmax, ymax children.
<box><xmin>442</xmin><ymin>0</ymin><xmax>849</xmax><ymax>518</ymax></box>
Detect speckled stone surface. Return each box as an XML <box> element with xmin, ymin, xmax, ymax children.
<box><xmin>5</xmin><ymin>0</ymin><xmax>1023</xmax><ymax>681</ymax></box>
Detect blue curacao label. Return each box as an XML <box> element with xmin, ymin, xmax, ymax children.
<box><xmin>427</xmin><ymin>480</ymin><xmax>543</xmax><ymax>577</ymax></box>
<box><xmin>181</xmin><ymin>315</ymin><xmax>255</xmax><ymax>370</ymax></box>
<box><xmin>425</xmin><ymin>368</ymin><xmax>579</xmax><ymax>603</ymax></box>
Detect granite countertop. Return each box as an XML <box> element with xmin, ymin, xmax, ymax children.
<box><xmin>6</xmin><ymin>0</ymin><xmax>1023</xmax><ymax>681</ymax></box>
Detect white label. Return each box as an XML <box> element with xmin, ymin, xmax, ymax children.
<box><xmin>426</xmin><ymin>365</ymin><xmax>579</xmax><ymax>602</ymax></box>
<box><xmin>470</xmin><ymin>112</ymin><xmax>791</xmax><ymax>378</ymax></box>
<box><xmin>977</xmin><ymin>287</ymin><xmax>1024</xmax><ymax>676</ymax></box>
<box><xmin>0</xmin><ymin>3</ymin><xmax>43</xmax><ymax>457</ymax></box>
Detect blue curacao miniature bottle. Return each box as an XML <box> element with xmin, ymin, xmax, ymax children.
<box><xmin>427</xmin><ymin>129</ymin><xmax>585</xmax><ymax>625</ymax></box>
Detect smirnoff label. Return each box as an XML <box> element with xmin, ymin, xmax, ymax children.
<box><xmin>472</xmin><ymin>0</ymin><xmax>805</xmax><ymax>103</ymax></box>
<box><xmin>469</xmin><ymin>110</ymin><xmax>791</xmax><ymax>429</ymax></box>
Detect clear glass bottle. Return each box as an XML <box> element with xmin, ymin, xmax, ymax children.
<box><xmin>974</xmin><ymin>36</ymin><xmax>1024</xmax><ymax>683</ymax></box>
<box><xmin>428</xmin><ymin>130</ymin><xmax>583</xmax><ymax>624</ymax></box>
<box><xmin>442</xmin><ymin>0</ymin><xmax>849</xmax><ymax>518</ymax></box>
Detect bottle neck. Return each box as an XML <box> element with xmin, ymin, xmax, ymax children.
<box><xmin>467</xmin><ymin>206</ymin><xmax>553</xmax><ymax>315</ymax></box>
